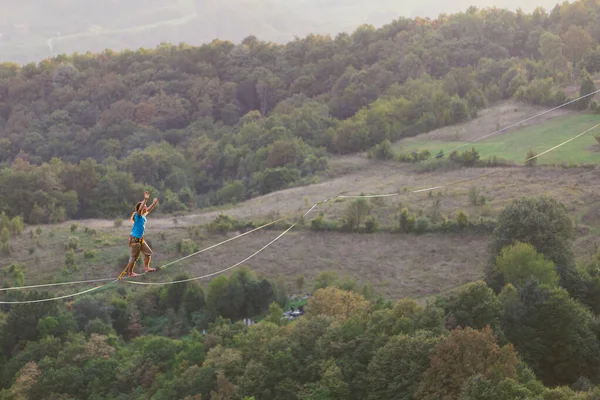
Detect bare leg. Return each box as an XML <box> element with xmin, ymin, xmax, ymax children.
<box><xmin>127</xmin><ymin>253</ymin><xmax>140</xmax><ymax>277</ymax></box>
<box><xmin>127</xmin><ymin>260</ymin><xmax>140</xmax><ymax>277</ymax></box>
<box><xmin>144</xmin><ymin>255</ymin><xmax>155</xmax><ymax>273</ymax></box>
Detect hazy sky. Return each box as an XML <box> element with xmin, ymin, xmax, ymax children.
<box><xmin>408</xmin><ymin>0</ymin><xmax>561</xmax><ymax>18</ymax></box>
<box><xmin>0</xmin><ymin>0</ymin><xmax>567</xmax><ymax>63</ymax></box>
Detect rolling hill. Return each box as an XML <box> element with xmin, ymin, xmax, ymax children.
<box><xmin>4</xmin><ymin>101</ymin><xmax>600</xmax><ymax>301</ymax></box>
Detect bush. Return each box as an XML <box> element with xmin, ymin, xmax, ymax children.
<box><xmin>114</xmin><ymin>219</ymin><xmax>123</xmax><ymax>228</ymax></box>
<box><xmin>207</xmin><ymin>214</ymin><xmax>234</xmax><ymax>234</ymax></box>
<box><xmin>207</xmin><ymin>214</ymin><xmax>254</xmax><ymax>234</ymax></box>
<box><xmin>449</xmin><ymin>148</ymin><xmax>480</xmax><ymax>166</ymax></box>
<box><xmin>311</xmin><ymin>214</ymin><xmax>340</xmax><ymax>231</ymax></box>
<box><xmin>177</xmin><ymin>239</ymin><xmax>199</xmax><ymax>255</ymax></box>
<box><xmin>0</xmin><ymin>227</ymin><xmax>9</xmax><ymax>243</ymax></box>
<box><xmin>70</xmin><ymin>223</ymin><xmax>78</xmax><ymax>232</ymax></box>
<box><xmin>395</xmin><ymin>148</ymin><xmax>432</xmax><ymax>163</ymax></box>
<box><xmin>415</xmin><ymin>217</ymin><xmax>429</xmax><ymax>234</ymax></box>
<box><xmin>413</xmin><ymin>159</ymin><xmax>461</xmax><ymax>173</ymax></box>
<box><xmin>345</xmin><ymin>198</ymin><xmax>371</xmax><ymax>232</ymax></box>
<box><xmin>456</xmin><ymin>211</ymin><xmax>470</xmax><ymax>230</ymax></box>
<box><xmin>65</xmin><ymin>249</ymin><xmax>78</xmax><ymax>271</ymax></box>
<box><xmin>9</xmin><ymin>216</ymin><xmax>23</xmax><ymax>235</ymax></box>
<box><xmin>368</xmin><ymin>140</ymin><xmax>395</xmax><ymax>160</ymax></box>
<box><xmin>364</xmin><ymin>216</ymin><xmax>379</xmax><ymax>233</ymax></box>
<box><xmin>398</xmin><ymin>208</ymin><xmax>416</xmax><ymax>233</ymax></box>
<box><xmin>188</xmin><ymin>225</ymin><xmax>203</xmax><ymax>240</ymax></box>
<box><xmin>525</xmin><ymin>149</ymin><xmax>537</xmax><ymax>167</ymax></box>
<box><xmin>84</xmin><ymin>249</ymin><xmax>97</xmax><ymax>259</ymax></box>
<box><xmin>67</xmin><ymin>236</ymin><xmax>80</xmax><ymax>250</ymax></box>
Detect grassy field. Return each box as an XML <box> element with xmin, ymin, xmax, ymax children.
<box><xmin>395</xmin><ymin>114</ymin><xmax>600</xmax><ymax>165</ymax></box>
<box><xmin>3</xmin><ymin>102</ymin><xmax>600</xmax><ymax>303</ymax></box>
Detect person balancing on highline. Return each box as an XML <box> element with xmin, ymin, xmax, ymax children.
<box><xmin>118</xmin><ymin>191</ymin><xmax>158</xmax><ymax>279</ymax></box>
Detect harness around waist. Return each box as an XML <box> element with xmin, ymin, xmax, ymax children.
<box><xmin>130</xmin><ymin>236</ymin><xmax>144</xmax><ymax>243</ymax></box>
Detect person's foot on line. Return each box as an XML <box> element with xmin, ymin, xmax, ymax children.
<box><xmin>145</xmin><ymin>267</ymin><xmax>156</xmax><ymax>273</ymax></box>
<box><xmin>129</xmin><ymin>272</ymin><xmax>140</xmax><ymax>277</ymax></box>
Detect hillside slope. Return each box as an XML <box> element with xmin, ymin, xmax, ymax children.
<box><xmin>9</xmin><ymin>106</ymin><xmax>600</xmax><ymax>300</ymax></box>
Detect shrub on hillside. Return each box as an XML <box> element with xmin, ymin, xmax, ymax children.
<box><xmin>310</xmin><ymin>214</ymin><xmax>340</xmax><ymax>231</ymax></box>
<box><xmin>177</xmin><ymin>239</ymin><xmax>199</xmax><ymax>255</ymax></box>
<box><xmin>525</xmin><ymin>149</ymin><xmax>537</xmax><ymax>167</ymax></box>
<box><xmin>364</xmin><ymin>216</ymin><xmax>379</xmax><ymax>233</ymax></box>
<box><xmin>67</xmin><ymin>236</ymin><xmax>80</xmax><ymax>250</ymax></box>
<box><xmin>368</xmin><ymin>140</ymin><xmax>395</xmax><ymax>160</ymax></box>
<box><xmin>84</xmin><ymin>249</ymin><xmax>97</xmax><ymax>259</ymax></box>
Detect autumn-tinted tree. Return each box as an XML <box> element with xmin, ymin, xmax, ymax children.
<box><xmin>415</xmin><ymin>326</ymin><xmax>518</xmax><ymax>400</ymax></box>
<box><xmin>306</xmin><ymin>287</ymin><xmax>370</xmax><ymax>321</ymax></box>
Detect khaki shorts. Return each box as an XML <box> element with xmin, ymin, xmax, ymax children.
<box><xmin>129</xmin><ymin>236</ymin><xmax>152</xmax><ymax>263</ymax></box>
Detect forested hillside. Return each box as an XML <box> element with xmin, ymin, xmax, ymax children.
<box><xmin>1</xmin><ymin>1</ymin><xmax>600</xmax><ymax>225</ymax></box>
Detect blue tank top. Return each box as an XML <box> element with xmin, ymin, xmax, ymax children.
<box><xmin>131</xmin><ymin>213</ymin><xmax>146</xmax><ymax>238</ymax></box>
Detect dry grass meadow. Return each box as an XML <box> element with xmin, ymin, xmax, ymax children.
<box><xmin>4</xmin><ymin>101</ymin><xmax>600</xmax><ymax>302</ymax></box>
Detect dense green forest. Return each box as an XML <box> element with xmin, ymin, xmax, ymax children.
<box><xmin>2</xmin><ymin>1</ymin><xmax>600</xmax><ymax>224</ymax></box>
<box><xmin>2</xmin><ymin>196</ymin><xmax>600</xmax><ymax>399</ymax></box>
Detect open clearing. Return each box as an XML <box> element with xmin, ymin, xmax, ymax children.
<box><xmin>4</xmin><ymin>101</ymin><xmax>600</xmax><ymax>301</ymax></box>
<box><xmin>394</xmin><ymin>108</ymin><xmax>600</xmax><ymax>165</ymax></box>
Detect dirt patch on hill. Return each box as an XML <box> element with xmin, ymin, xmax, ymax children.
<box><xmin>140</xmin><ymin>230</ymin><xmax>489</xmax><ymax>300</ymax></box>
<box><xmin>401</xmin><ymin>100</ymin><xmax>579</xmax><ymax>143</ymax></box>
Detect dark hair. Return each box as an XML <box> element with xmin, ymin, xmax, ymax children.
<box><xmin>131</xmin><ymin>201</ymin><xmax>143</xmax><ymax>223</ymax></box>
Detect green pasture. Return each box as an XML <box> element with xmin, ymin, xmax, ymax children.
<box><xmin>394</xmin><ymin>114</ymin><xmax>600</xmax><ymax>165</ymax></box>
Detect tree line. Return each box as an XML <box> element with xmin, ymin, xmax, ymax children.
<box><xmin>1</xmin><ymin>1</ymin><xmax>600</xmax><ymax>223</ymax></box>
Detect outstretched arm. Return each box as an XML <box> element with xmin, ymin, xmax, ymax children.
<box><xmin>146</xmin><ymin>198</ymin><xmax>159</xmax><ymax>214</ymax></box>
<box><xmin>138</xmin><ymin>191</ymin><xmax>150</xmax><ymax>216</ymax></box>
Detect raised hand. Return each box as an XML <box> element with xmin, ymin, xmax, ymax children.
<box><xmin>153</xmin><ymin>198</ymin><xmax>159</xmax><ymax>205</ymax></box>
<box><xmin>144</xmin><ymin>191</ymin><xmax>150</xmax><ymax>199</ymax></box>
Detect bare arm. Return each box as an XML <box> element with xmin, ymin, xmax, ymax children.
<box><xmin>138</xmin><ymin>191</ymin><xmax>150</xmax><ymax>216</ymax></box>
<box><xmin>145</xmin><ymin>198</ymin><xmax>158</xmax><ymax>214</ymax></box>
